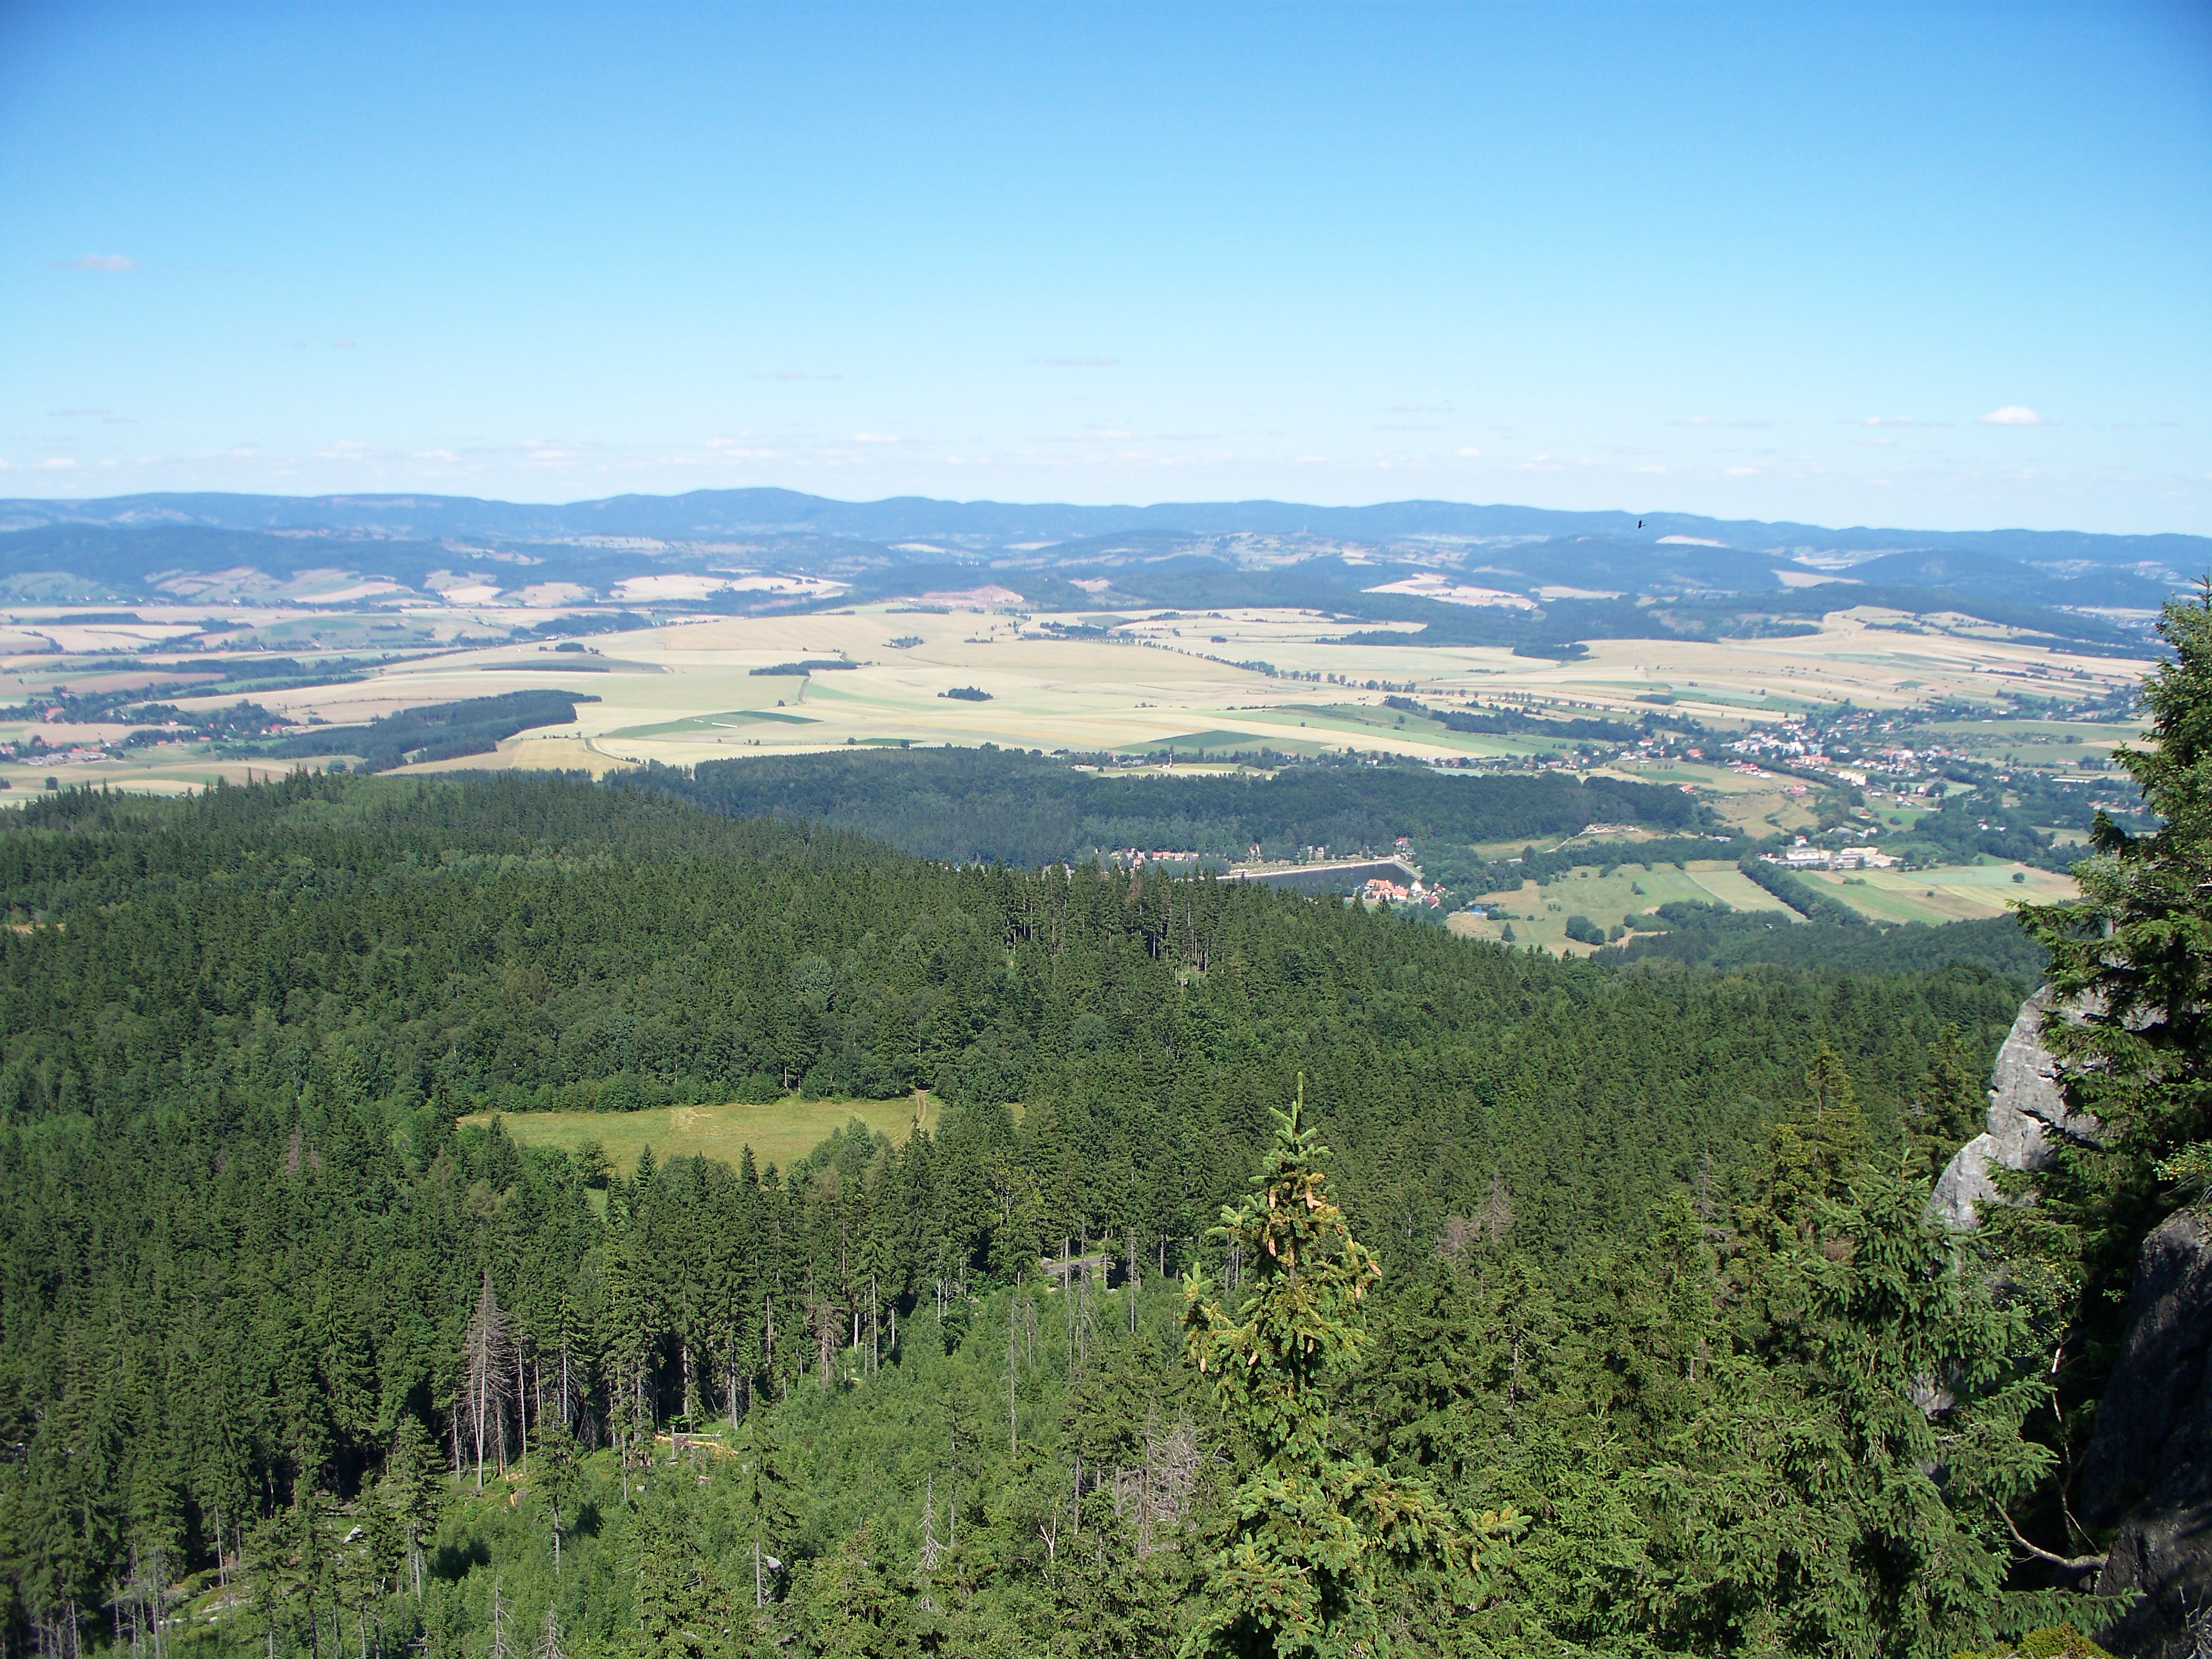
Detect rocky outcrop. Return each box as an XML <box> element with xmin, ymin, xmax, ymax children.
<box><xmin>1929</xmin><ymin>990</ymin><xmax>2100</xmax><ymax>1229</ymax></box>
<box><xmin>2081</xmin><ymin>1209</ymin><xmax>2212</xmax><ymax>1659</ymax></box>
<box><xmin>1919</xmin><ymin>994</ymin><xmax>2209</xmax><ymax>1652</ymax></box>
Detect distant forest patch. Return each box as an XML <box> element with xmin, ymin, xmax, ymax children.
<box><xmin>632</xmin><ymin>746</ymin><xmax>1712</xmax><ymax>867</ymax></box>
<box><xmin>269</xmin><ymin>689</ymin><xmax>597</xmax><ymax>773</ymax></box>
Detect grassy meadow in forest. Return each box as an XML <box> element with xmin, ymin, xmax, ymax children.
<box><xmin>461</xmin><ymin>1093</ymin><xmax>943</xmax><ymax>1177</ymax></box>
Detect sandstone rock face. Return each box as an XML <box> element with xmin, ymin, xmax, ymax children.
<box><xmin>2081</xmin><ymin>1209</ymin><xmax>2212</xmax><ymax>1659</ymax></box>
<box><xmin>1928</xmin><ymin>990</ymin><xmax>2099</xmax><ymax>1229</ymax></box>
<box><xmin>1922</xmin><ymin>993</ymin><xmax>2209</xmax><ymax>1652</ymax></box>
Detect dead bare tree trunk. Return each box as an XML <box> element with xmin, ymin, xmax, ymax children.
<box><xmin>463</xmin><ymin>1271</ymin><xmax>513</xmax><ymax>1491</ymax></box>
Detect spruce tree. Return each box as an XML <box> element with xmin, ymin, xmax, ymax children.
<box><xmin>2019</xmin><ymin>581</ymin><xmax>2211</xmax><ymax>1206</ymax></box>
<box><xmin>1914</xmin><ymin>1021</ymin><xmax>1985</xmax><ymax>1154</ymax></box>
<box><xmin>1181</xmin><ymin>1079</ymin><xmax>1518</xmax><ymax>1657</ymax></box>
<box><xmin>2010</xmin><ymin>580</ymin><xmax>2212</xmax><ymax>1580</ymax></box>
<box><xmin>534</xmin><ymin>1418</ymin><xmax>580</xmax><ymax>1575</ymax></box>
<box><xmin>734</xmin><ymin>1410</ymin><xmax>798</xmax><ymax>1610</ymax></box>
<box><xmin>382</xmin><ymin>1416</ymin><xmax>444</xmax><ymax>1604</ymax></box>
<box><xmin>787</xmin><ymin>1521</ymin><xmax>915</xmax><ymax>1658</ymax></box>
<box><xmin>628</xmin><ymin>1502</ymin><xmax>708</xmax><ymax>1659</ymax></box>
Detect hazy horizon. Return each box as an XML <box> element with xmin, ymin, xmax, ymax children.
<box><xmin>7</xmin><ymin>482</ymin><xmax>2210</xmax><ymax>550</ymax></box>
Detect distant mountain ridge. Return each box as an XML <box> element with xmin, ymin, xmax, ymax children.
<box><xmin>0</xmin><ymin>489</ymin><xmax>2192</xmax><ymax>655</ymax></box>
<box><xmin>2</xmin><ymin>486</ymin><xmax>2204</xmax><ymax>572</ymax></box>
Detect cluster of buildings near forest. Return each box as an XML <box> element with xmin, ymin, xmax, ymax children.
<box><xmin>1359</xmin><ymin>874</ymin><xmax>1443</xmax><ymax>907</ymax></box>
<box><xmin>1765</xmin><ymin>837</ymin><xmax>1898</xmax><ymax>872</ymax></box>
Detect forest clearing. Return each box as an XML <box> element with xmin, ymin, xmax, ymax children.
<box><xmin>461</xmin><ymin>1094</ymin><xmax>942</xmax><ymax>1179</ymax></box>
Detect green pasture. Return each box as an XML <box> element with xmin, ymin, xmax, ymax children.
<box><xmin>1914</xmin><ymin>718</ymin><xmax>2138</xmax><ymax>746</ymax></box>
<box><xmin>1802</xmin><ymin>862</ymin><xmax>2076</xmax><ymax>925</ymax></box>
<box><xmin>1240</xmin><ymin>702</ymin><xmax>1538</xmax><ymax>759</ymax></box>
<box><xmin>1449</xmin><ymin>852</ymin><xmax>2077</xmax><ymax>953</ymax></box>
<box><xmin>1682</xmin><ymin>862</ymin><xmax>1803</xmax><ymax>915</ymax></box>
<box><xmin>1455</xmin><ymin>860</ymin><xmax>1791</xmax><ymax>954</ymax></box>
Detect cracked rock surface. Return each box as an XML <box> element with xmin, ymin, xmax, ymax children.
<box><xmin>2081</xmin><ymin>1209</ymin><xmax>2212</xmax><ymax>1659</ymax></box>
<box><xmin>1928</xmin><ymin>989</ymin><xmax>2099</xmax><ymax>1230</ymax></box>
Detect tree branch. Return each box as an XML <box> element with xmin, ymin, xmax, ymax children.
<box><xmin>2001</xmin><ymin>1505</ymin><xmax>2106</xmax><ymax>1572</ymax></box>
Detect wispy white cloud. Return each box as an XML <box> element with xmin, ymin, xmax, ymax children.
<box><xmin>1724</xmin><ymin>465</ymin><xmax>1761</xmax><ymax>477</ymax></box>
<box><xmin>1979</xmin><ymin>405</ymin><xmax>2054</xmax><ymax>426</ymax></box>
<box><xmin>1455</xmin><ymin>446</ymin><xmax>1481</xmax><ymax>458</ymax></box>
<box><xmin>853</xmin><ymin>433</ymin><xmax>900</xmax><ymax>444</ymax></box>
<box><xmin>34</xmin><ymin>457</ymin><xmax>78</xmax><ymax>469</ymax></box>
<box><xmin>1670</xmin><ymin>415</ymin><xmax>1718</xmax><ymax>427</ymax></box>
<box><xmin>48</xmin><ymin>254</ymin><xmax>135</xmax><ymax>272</ymax></box>
<box><xmin>1849</xmin><ymin>415</ymin><xmax>1921</xmax><ymax>427</ymax></box>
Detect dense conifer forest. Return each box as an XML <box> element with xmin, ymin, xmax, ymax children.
<box><xmin>636</xmin><ymin>748</ymin><xmax>1708</xmax><ymax>867</ymax></box>
<box><xmin>0</xmin><ymin>586</ymin><xmax>2204</xmax><ymax>1658</ymax></box>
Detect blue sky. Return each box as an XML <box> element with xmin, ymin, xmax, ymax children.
<box><xmin>3</xmin><ymin>1</ymin><xmax>2208</xmax><ymax>531</ymax></box>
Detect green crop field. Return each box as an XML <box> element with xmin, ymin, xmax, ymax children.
<box><xmin>460</xmin><ymin>1093</ymin><xmax>942</xmax><ymax>1178</ymax></box>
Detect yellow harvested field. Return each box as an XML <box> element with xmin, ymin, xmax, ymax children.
<box><xmin>461</xmin><ymin>1093</ymin><xmax>942</xmax><ymax>1178</ymax></box>
<box><xmin>354</xmin><ymin>607</ymin><xmax>2142</xmax><ymax>770</ymax></box>
<box><xmin>0</xmin><ymin>597</ymin><xmax>2151</xmax><ymax>796</ymax></box>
